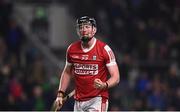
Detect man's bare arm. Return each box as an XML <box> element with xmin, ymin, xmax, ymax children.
<box><xmin>58</xmin><ymin>63</ymin><xmax>72</xmax><ymax>92</ymax></box>
<box><xmin>94</xmin><ymin>64</ymin><xmax>120</xmax><ymax>89</ymax></box>
<box><xmin>106</xmin><ymin>64</ymin><xmax>120</xmax><ymax>88</ymax></box>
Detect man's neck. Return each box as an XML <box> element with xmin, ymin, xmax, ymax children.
<box><xmin>81</xmin><ymin>37</ymin><xmax>95</xmax><ymax>49</ymax></box>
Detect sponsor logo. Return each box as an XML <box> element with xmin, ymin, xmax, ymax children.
<box><xmin>74</xmin><ymin>63</ymin><xmax>98</xmax><ymax>75</ymax></box>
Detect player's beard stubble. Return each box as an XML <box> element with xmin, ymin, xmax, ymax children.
<box><xmin>81</xmin><ymin>36</ymin><xmax>93</xmax><ymax>43</ymax></box>
<box><xmin>79</xmin><ymin>29</ymin><xmax>95</xmax><ymax>44</ymax></box>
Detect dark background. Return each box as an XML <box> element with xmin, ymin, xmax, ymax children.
<box><xmin>0</xmin><ymin>0</ymin><xmax>179</xmax><ymax>111</ymax></box>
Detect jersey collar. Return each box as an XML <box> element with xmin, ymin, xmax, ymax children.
<box><xmin>81</xmin><ymin>37</ymin><xmax>97</xmax><ymax>53</ymax></box>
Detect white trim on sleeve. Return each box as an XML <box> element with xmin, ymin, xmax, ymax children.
<box><xmin>66</xmin><ymin>61</ymin><xmax>72</xmax><ymax>66</ymax></box>
<box><xmin>65</xmin><ymin>44</ymin><xmax>72</xmax><ymax>64</ymax></box>
<box><xmin>106</xmin><ymin>62</ymin><xmax>117</xmax><ymax>67</ymax></box>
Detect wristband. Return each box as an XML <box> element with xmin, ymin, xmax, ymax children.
<box><xmin>105</xmin><ymin>82</ymin><xmax>108</xmax><ymax>89</ymax></box>
<box><xmin>57</xmin><ymin>90</ymin><xmax>65</xmax><ymax>97</ymax></box>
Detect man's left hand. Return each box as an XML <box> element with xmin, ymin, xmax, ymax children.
<box><xmin>94</xmin><ymin>78</ymin><xmax>106</xmax><ymax>89</ymax></box>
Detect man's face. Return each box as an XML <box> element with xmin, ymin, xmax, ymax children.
<box><xmin>77</xmin><ymin>23</ymin><xmax>96</xmax><ymax>39</ymax></box>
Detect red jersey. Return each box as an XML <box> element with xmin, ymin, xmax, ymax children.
<box><xmin>66</xmin><ymin>38</ymin><xmax>117</xmax><ymax>101</ymax></box>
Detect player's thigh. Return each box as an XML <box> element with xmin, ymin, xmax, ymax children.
<box><xmin>74</xmin><ymin>100</ymin><xmax>83</xmax><ymax>112</ymax></box>
<box><xmin>87</xmin><ymin>97</ymin><xmax>109</xmax><ymax>112</ymax></box>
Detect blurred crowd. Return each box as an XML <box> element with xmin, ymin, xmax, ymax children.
<box><xmin>0</xmin><ymin>0</ymin><xmax>180</xmax><ymax>111</ymax></box>
<box><xmin>69</xmin><ymin>0</ymin><xmax>180</xmax><ymax>110</ymax></box>
<box><xmin>0</xmin><ymin>1</ymin><xmax>56</xmax><ymax>110</ymax></box>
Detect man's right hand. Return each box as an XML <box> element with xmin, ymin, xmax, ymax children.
<box><xmin>55</xmin><ymin>96</ymin><xmax>64</xmax><ymax>110</ymax></box>
<box><xmin>54</xmin><ymin>90</ymin><xmax>65</xmax><ymax>110</ymax></box>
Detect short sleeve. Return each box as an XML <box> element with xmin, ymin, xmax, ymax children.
<box><xmin>103</xmin><ymin>45</ymin><xmax>117</xmax><ymax>67</ymax></box>
<box><xmin>66</xmin><ymin>44</ymin><xmax>72</xmax><ymax>66</ymax></box>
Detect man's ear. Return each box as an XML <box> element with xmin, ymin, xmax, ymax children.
<box><xmin>93</xmin><ymin>27</ymin><xmax>97</xmax><ymax>33</ymax></box>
